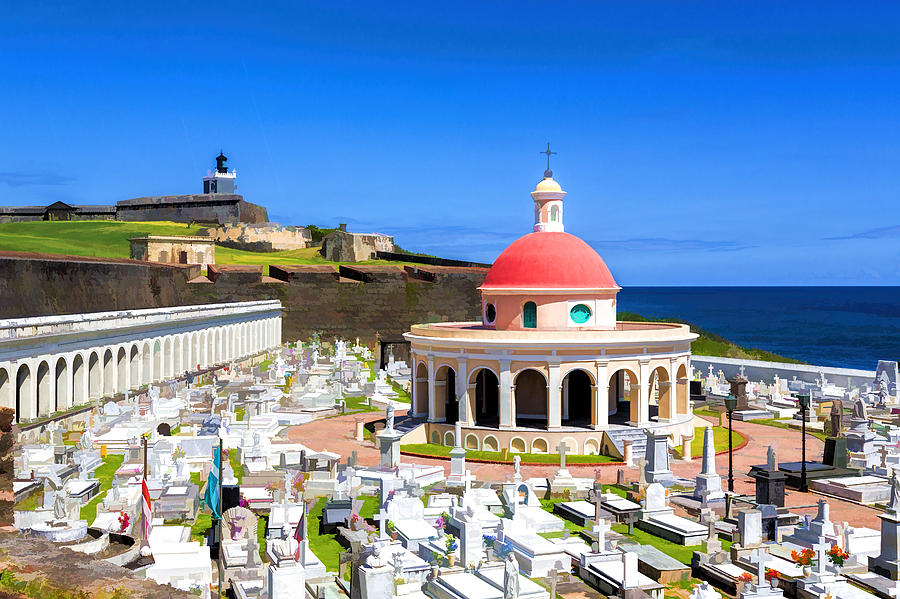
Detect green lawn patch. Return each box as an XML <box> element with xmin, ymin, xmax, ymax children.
<box><xmin>15</xmin><ymin>488</ymin><xmax>42</xmax><ymax>511</ymax></box>
<box><xmin>358</xmin><ymin>495</ymin><xmax>381</xmax><ymax>520</ymax></box>
<box><xmin>228</xmin><ymin>448</ymin><xmax>245</xmax><ymax>483</ymax></box>
<box><xmin>343</xmin><ymin>395</ymin><xmax>379</xmax><ymax>413</ymax></box>
<box><xmin>259</xmin><ymin>359</ymin><xmax>273</xmax><ymax>372</ymax></box>
<box><xmin>80</xmin><ymin>454</ymin><xmax>125</xmax><ymax>523</ymax></box>
<box><xmin>235</xmin><ymin>407</ymin><xmax>246</xmax><ymax>421</ymax></box>
<box><xmin>190</xmin><ymin>511</ymin><xmax>213</xmax><ymax>543</ymax></box>
<box><xmin>256</xmin><ymin>514</ymin><xmax>268</xmax><ymax>560</ymax></box>
<box><xmin>673</xmin><ymin>426</ymin><xmax>745</xmax><ymax>459</ymax></box>
<box><xmin>400</xmin><ymin>443</ymin><xmax>617</xmax><ymax>464</ymax></box>
<box><xmin>309</xmin><ymin>497</ymin><xmax>342</xmax><ymax>574</ymax></box>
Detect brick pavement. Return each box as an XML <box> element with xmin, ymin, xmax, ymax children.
<box><xmin>285</xmin><ymin>409</ymin><xmax>884</xmax><ymax>529</ymax></box>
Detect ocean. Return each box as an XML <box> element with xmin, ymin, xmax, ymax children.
<box><xmin>617</xmin><ymin>287</ymin><xmax>900</xmax><ymax>371</ymax></box>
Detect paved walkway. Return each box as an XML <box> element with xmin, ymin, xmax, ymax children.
<box><xmin>285</xmin><ymin>409</ymin><xmax>884</xmax><ymax>529</ymax></box>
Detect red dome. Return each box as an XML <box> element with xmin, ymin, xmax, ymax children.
<box><xmin>481</xmin><ymin>232</ymin><xmax>619</xmax><ymax>290</ymax></box>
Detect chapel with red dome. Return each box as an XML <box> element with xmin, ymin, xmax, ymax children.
<box><xmin>404</xmin><ymin>168</ymin><xmax>697</xmax><ymax>459</ymax></box>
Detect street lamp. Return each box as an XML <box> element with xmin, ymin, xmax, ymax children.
<box><xmin>798</xmin><ymin>392</ymin><xmax>811</xmax><ymax>492</ymax></box>
<box><xmin>724</xmin><ymin>394</ymin><xmax>737</xmax><ymax>493</ymax></box>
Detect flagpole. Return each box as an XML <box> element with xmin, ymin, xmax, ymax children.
<box><xmin>142</xmin><ymin>436</ymin><xmax>148</xmax><ymax>544</ymax></box>
<box><xmin>218</xmin><ymin>437</ymin><xmax>223</xmax><ymax>598</ymax></box>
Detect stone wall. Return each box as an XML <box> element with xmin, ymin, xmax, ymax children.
<box><xmin>321</xmin><ymin>229</ymin><xmax>395</xmax><ymax>262</ymax></box>
<box><xmin>115</xmin><ymin>194</ymin><xmax>268</xmax><ymax>224</ymax></box>
<box><xmin>199</xmin><ymin>222</ymin><xmax>311</xmax><ymax>252</ymax></box>
<box><xmin>0</xmin><ymin>253</ymin><xmax>487</xmax><ymax>345</ymax></box>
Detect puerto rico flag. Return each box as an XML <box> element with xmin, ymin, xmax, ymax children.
<box><xmin>142</xmin><ymin>476</ymin><xmax>153</xmax><ymax>540</ymax></box>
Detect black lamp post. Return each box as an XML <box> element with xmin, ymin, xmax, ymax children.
<box><xmin>724</xmin><ymin>394</ymin><xmax>737</xmax><ymax>493</ymax></box>
<box><xmin>798</xmin><ymin>392</ymin><xmax>810</xmax><ymax>492</ymax></box>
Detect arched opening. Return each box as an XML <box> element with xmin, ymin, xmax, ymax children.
<box><xmin>550</xmin><ymin>205</ymin><xmax>559</xmax><ymax>222</ymax></box>
<box><xmin>142</xmin><ymin>343</ymin><xmax>152</xmax><ymax>385</ymax></box>
<box><xmin>471</xmin><ymin>368</ymin><xmax>499</xmax><ymax>427</ymax></box>
<box><xmin>562</xmin><ymin>369</ymin><xmax>593</xmax><ymax>428</ymax></box>
<box><xmin>608</xmin><ymin>368</ymin><xmax>640</xmax><ymax>425</ymax></box>
<box><xmin>434</xmin><ymin>365</ymin><xmax>457</xmax><ymax>424</ymax></box>
<box><xmin>676</xmin><ymin>364</ymin><xmax>688</xmax><ymax>415</ymax></box>
<box><xmin>130</xmin><ymin>345</ymin><xmax>140</xmax><ymax>389</ymax></box>
<box><xmin>650</xmin><ymin>366</ymin><xmax>671</xmax><ymax>421</ymax></box>
<box><xmin>72</xmin><ymin>354</ymin><xmax>86</xmax><ymax>406</ymax></box>
<box><xmin>523</xmin><ymin>301</ymin><xmax>537</xmax><ymax>329</ymax></box>
<box><xmin>414</xmin><ymin>362</ymin><xmax>428</xmax><ymax>417</ymax></box>
<box><xmin>514</xmin><ymin>369</ymin><xmax>548</xmax><ymax>429</ymax></box>
<box><xmin>16</xmin><ymin>364</ymin><xmax>32</xmax><ymax>422</ymax></box>
<box><xmin>0</xmin><ymin>368</ymin><xmax>10</xmax><ymax>412</ymax></box>
<box><xmin>54</xmin><ymin>357</ymin><xmax>68</xmax><ymax>412</ymax></box>
<box><xmin>103</xmin><ymin>349</ymin><xmax>114</xmax><ymax>397</ymax></box>
<box><xmin>88</xmin><ymin>352</ymin><xmax>101</xmax><ymax>399</ymax></box>
<box><xmin>116</xmin><ymin>347</ymin><xmax>127</xmax><ymax>393</ymax></box>
<box><xmin>36</xmin><ymin>361</ymin><xmax>51</xmax><ymax>417</ymax></box>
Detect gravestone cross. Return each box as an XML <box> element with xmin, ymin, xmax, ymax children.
<box><xmin>751</xmin><ymin>547</ymin><xmax>769</xmax><ymax>589</ymax></box>
<box><xmin>812</xmin><ymin>538</ymin><xmax>828</xmax><ymax>576</ymax></box>
<box><xmin>549</xmin><ymin>568</ymin><xmax>558</xmax><ymax>599</ymax></box>
<box><xmin>592</xmin><ymin>518</ymin><xmax>611</xmax><ymax>553</ymax></box>
<box><xmin>881</xmin><ymin>445</ymin><xmax>890</xmax><ymax>469</ymax></box>
<box><xmin>587</xmin><ymin>484</ymin><xmax>604</xmax><ymax>527</ymax></box>
<box><xmin>376</xmin><ymin>507</ymin><xmax>390</xmax><ymax>539</ymax></box>
<box><xmin>555</xmin><ymin>442</ymin><xmax>569</xmax><ymax>470</ymax></box>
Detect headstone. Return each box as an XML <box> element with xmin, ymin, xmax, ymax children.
<box><xmin>737</xmin><ymin>509</ymin><xmax>763</xmax><ymax>548</ymax></box>
<box><xmin>752</xmin><ymin>445</ymin><xmax>787</xmax><ymax>507</ymax></box>
<box><xmin>643</xmin><ymin>430</ymin><xmax>674</xmax><ymax>486</ymax></box>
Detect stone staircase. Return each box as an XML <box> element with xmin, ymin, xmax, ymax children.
<box><xmin>604</xmin><ymin>427</ymin><xmax>648</xmax><ymax>462</ymax></box>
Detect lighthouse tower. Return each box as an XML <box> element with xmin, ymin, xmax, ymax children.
<box><xmin>202</xmin><ymin>151</ymin><xmax>237</xmax><ymax>194</ymax></box>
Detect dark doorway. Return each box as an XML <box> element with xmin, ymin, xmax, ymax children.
<box><xmin>473</xmin><ymin>369</ymin><xmax>499</xmax><ymax>427</ymax></box>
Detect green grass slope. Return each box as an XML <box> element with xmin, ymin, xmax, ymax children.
<box><xmin>0</xmin><ymin>220</ymin><xmax>406</xmax><ymax>267</ymax></box>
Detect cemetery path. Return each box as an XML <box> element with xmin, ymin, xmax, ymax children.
<box><xmin>286</xmin><ymin>411</ymin><xmax>883</xmax><ymax>529</ymax></box>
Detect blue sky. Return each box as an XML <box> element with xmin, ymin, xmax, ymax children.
<box><xmin>2</xmin><ymin>1</ymin><xmax>900</xmax><ymax>285</ymax></box>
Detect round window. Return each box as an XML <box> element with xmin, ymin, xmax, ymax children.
<box><xmin>485</xmin><ymin>303</ymin><xmax>497</xmax><ymax>323</ymax></box>
<box><xmin>570</xmin><ymin>304</ymin><xmax>592</xmax><ymax>324</ymax></box>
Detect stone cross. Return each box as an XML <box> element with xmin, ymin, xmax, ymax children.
<box><xmin>740</xmin><ymin>365</ymin><xmax>746</xmax><ymax>378</ymax></box>
<box><xmin>592</xmin><ymin>518</ymin><xmax>611</xmax><ymax>553</ymax></box>
<box><xmin>555</xmin><ymin>443</ymin><xmax>569</xmax><ymax>469</ymax></box>
<box><xmin>812</xmin><ymin>538</ymin><xmax>828</xmax><ymax>575</ymax></box>
<box><xmin>881</xmin><ymin>445</ymin><xmax>890</xmax><ymax>469</ymax></box>
<box><xmin>376</xmin><ymin>508</ymin><xmax>390</xmax><ymax>539</ymax></box>
<box><xmin>751</xmin><ymin>547</ymin><xmax>769</xmax><ymax>588</ymax></box>
<box><xmin>548</xmin><ymin>568</ymin><xmax>558</xmax><ymax>599</ymax></box>
<box><xmin>637</xmin><ymin>458</ymin><xmax>648</xmax><ymax>488</ymax></box>
<box><xmin>587</xmin><ymin>484</ymin><xmax>604</xmax><ymax>526</ymax></box>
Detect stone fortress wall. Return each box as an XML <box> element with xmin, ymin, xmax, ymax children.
<box><xmin>197</xmin><ymin>222</ymin><xmax>312</xmax><ymax>252</ymax></box>
<box><xmin>0</xmin><ymin>253</ymin><xmax>487</xmax><ymax>345</ymax></box>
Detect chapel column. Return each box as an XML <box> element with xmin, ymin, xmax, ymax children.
<box><xmin>456</xmin><ymin>357</ymin><xmax>469</xmax><ymax>425</ymax></box>
<box><xmin>426</xmin><ymin>355</ymin><xmax>437</xmax><ymax>422</ymax></box>
<box><xmin>638</xmin><ymin>359</ymin><xmax>651</xmax><ymax>425</ymax></box>
<box><xmin>499</xmin><ymin>359</ymin><xmax>513</xmax><ymax>428</ymax></box>
<box><xmin>594</xmin><ymin>361</ymin><xmax>609</xmax><ymax>430</ymax></box>
<box><xmin>547</xmin><ymin>362</ymin><xmax>561</xmax><ymax>429</ymax></box>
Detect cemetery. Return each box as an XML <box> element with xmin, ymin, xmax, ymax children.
<box><xmin>6</xmin><ymin>170</ymin><xmax>900</xmax><ymax>599</ymax></box>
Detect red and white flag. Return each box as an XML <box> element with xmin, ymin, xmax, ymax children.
<box><xmin>141</xmin><ymin>476</ymin><xmax>153</xmax><ymax>540</ymax></box>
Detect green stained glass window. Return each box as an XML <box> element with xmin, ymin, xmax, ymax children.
<box><xmin>523</xmin><ymin>301</ymin><xmax>537</xmax><ymax>328</ymax></box>
<box><xmin>570</xmin><ymin>303</ymin><xmax>592</xmax><ymax>324</ymax></box>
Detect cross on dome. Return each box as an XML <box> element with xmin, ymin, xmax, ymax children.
<box><xmin>540</xmin><ymin>142</ymin><xmax>557</xmax><ymax>178</ymax></box>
